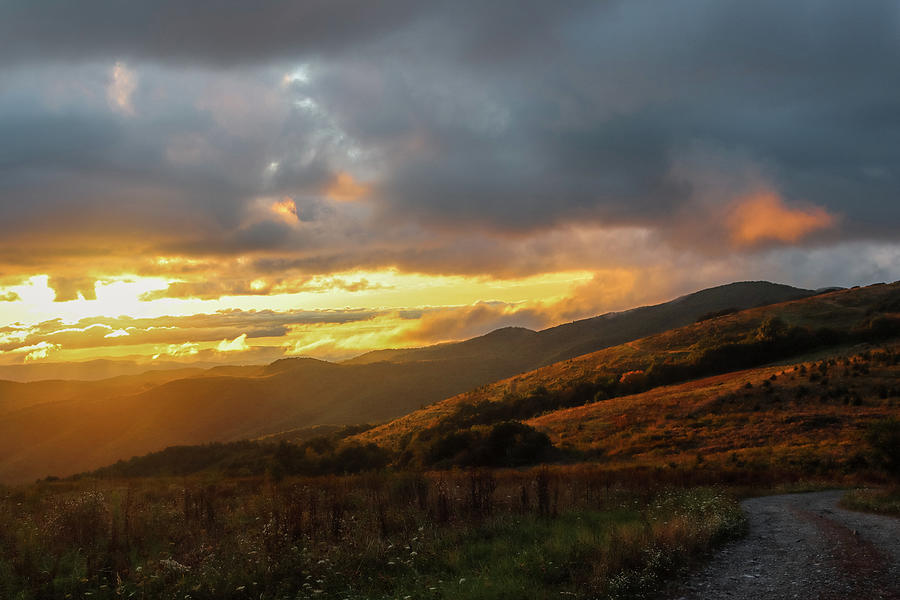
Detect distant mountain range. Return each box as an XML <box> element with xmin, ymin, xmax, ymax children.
<box><xmin>0</xmin><ymin>359</ymin><xmax>219</xmax><ymax>383</ymax></box>
<box><xmin>0</xmin><ymin>281</ymin><xmax>819</xmax><ymax>482</ymax></box>
<box><xmin>347</xmin><ymin>281</ymin><xmax>818</xmax><ymax>369</ymax></box>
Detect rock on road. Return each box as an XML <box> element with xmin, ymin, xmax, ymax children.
<box><xmin>668</xmin><ymin>490</ymin><xmax>900</xmax><ymax>600</ymax></box>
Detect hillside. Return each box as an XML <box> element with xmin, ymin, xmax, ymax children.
<box><xmin>355</xmin><ymin>282</ymin><xmax>900</xmax><ymax>454</ymax></box>
<box><xmin>90</xmin><ymin>343</ymin><xmax>900</xmax><ymax>481</ymax></box>
<box><xmin>0</xmin><ymin>281</ymin><xmax>812</xmax><ymax>483</ymax></box>
<box><xmin>528</xmin><ymin>343</ymin><xmax>900</xmax><ymax>471</ymax></box>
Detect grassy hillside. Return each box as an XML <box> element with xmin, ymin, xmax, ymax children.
<box><xmin>0</xmin><ymin>281</ymin><xmax>814</xmax><ymax>483</ymax></box>
<box><xmin>529</xmin><ymin>343</ymin><xmax>900</xmax><ymax>472</ymax></box>
<box><xmin>356</xmin><ymin>282</ymin><xmax>900</xmax><ymax>460</ymax></box>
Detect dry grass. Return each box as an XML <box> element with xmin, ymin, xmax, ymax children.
<box><xmin>529</xmin><ymin>345</ymin><xmax>900</xmax><ymax>473</ymax></box>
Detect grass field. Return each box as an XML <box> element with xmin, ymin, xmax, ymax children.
<box><xmin>0</xmin><ymin>469</ymin><xmax>745</xmax><ymax>600</ymax></box>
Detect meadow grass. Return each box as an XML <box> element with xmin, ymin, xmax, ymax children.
<box><xmin>840</xmin><ymin>485</ymin><xmax>900</xmax><ymax>516</ymax></box>
<box><xmin>0</xmin><ymin>470</ymin><xmax>745</xmax><ymax>600</ymax></box>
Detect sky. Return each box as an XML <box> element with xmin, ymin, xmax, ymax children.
<box><xmin>0</xmin><ymin>0</ymin><xmax>899</xmax><ymax>366</ymax></box>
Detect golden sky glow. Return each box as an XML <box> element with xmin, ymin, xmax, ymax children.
<box><xmin>0</xmin><ymin>268</ymin><xmax>603</xmax><ymax>366</ymax></box>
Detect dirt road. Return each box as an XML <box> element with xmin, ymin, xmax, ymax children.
<box><xmin>668</xmin><ymin>490</ymin><xmax>900</xmax><ymax>600</ymax></box>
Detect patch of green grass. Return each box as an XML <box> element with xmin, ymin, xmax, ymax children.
<box><xmin>379</xmin><ymin>489</ymin><xmax>744</xmax><ymax>600</ymax></box>
<box><xmin>411</xmin><ymin>509</ymin><xmax>637</xmax><ymax>600</ymax></box>
<box><xmin>840</xmin><ymin>486</ymin><xmax>900</xmax><ymax>516</ymax></box>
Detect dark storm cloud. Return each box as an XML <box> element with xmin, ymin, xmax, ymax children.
<box><xmin>0</xmin><ymin>0</ymin><xmax>425</xmax><ymax>66</ymax></box>
<box><xmin>0</xmin><ymin>0</ymin><xmax>898</xmax><ymax>282</ymax></box>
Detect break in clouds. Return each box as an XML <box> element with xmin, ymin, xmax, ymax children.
<box><xmin>0</xmin><ymin>0</ymin><xmax>899</xmax><ymax>343</ymax></box>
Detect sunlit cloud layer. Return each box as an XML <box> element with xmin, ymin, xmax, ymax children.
<box><xmin>0</xmin><ymin>1</ymin><xmax>898</xmax><ymax>366</ymax></box>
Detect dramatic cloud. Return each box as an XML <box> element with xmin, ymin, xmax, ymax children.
<box><xmin>0</xmin><ymin>309</ymin><xmax>382</xmax><ymax>356</ymax></box>
<box><xmin>0</xmin><ymin>1</ymin><xmax>898</xmax><ymax>364</ymax></box>
<box><xmin>728</xmin><ymin>191</ymin><xmax>836</xmax><ymax>246</ymax></box>
<box><xmin>398</xmin><ymin>302</ymin><xmax>553</xmax><ymax>345</ymax></box>
<box><xmin>49</xmin><ymin>277</ymin><xmax>98</xmax><ymax>302</ymax></box>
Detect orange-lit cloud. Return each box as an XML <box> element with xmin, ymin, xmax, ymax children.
<box><xmin>325</xmin><ymin>172</ymin><xmax>369</xmax><ymax>202</ymax></box>
<box><xmin>270</xmin><ymin>197</ymin><xmax>299</xmax><ymax>224</ymax></box>
<box><xmin>728</xmin><ymin>191</ymin><xmax>836</xmax><ymax>246</ymax></box>
<box><xmin>49</xmin><ymin>277</ymin><xmax>98</xmax><ymax>302</ymax></box>
<box><xmin>397</xmin><ymin>302</ymin><xmax>552</xmax><ymax>345</ymax></box>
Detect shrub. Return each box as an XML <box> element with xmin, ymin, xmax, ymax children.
<box><xmin>866</xmin><ymin>418</ymin><xmax>900</xmax><ymax>478</ymax></box>
<box><xmin>424</xmin><ymin>422</ymin><xmax>554</xmax><ymax>468</ymax></box>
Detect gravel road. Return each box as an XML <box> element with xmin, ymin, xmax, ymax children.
<box><xmin>667</xmin><ymin>490</ymin><xmax>900</xmax><ymax>600</ymax></box>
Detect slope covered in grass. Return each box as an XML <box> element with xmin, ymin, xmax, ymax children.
<box><xmin>528</xmin><ymin>344</ymin><xmax>900</xmax><ymax>471</ymax></box>
<box><xmin>356</xmin><ymin>282</ymin><xmax>900</xmax><ymax>460</ymax></box>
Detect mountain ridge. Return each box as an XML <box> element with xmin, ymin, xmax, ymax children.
<box><xmin>345</xmin><ymin>281</ymin><xmax>816</xmax><ymax>368</ymax></box>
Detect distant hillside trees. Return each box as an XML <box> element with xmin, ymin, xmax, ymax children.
<box><xmin>421</xmin><ymin>421</ymin><xmax>554</xmax><ymax>469</ymax></box>
<box><xmin>81</xmin><ymin>434</ymin><xmax>392</xmax><ymax>480</ymax></box>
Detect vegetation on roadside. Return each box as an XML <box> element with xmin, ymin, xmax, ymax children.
<box><xmin>840</xmin><ymin>486</ymin><xmax>900</xmax><ymax>516</ymax></box>
<box><xmin>0</xmin><ymin>469</ymin><xmax>744</xmax><ymax>600</ymax></box>
<box><xmin>864</xmin><ymin>417</ymin><xmax>900</xmax><ymax>477</ymax></box>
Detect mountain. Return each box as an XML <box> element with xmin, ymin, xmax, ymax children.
<box><xmin>347</xmin><ymin>281</ymin><xmax>816</xmax><ymax>368</ymax></box>
<box><xmin>0</xmin><ymin>359</ymin><xmax>219</xmax><ymax>383</ymax></box>
<box><xmin>0</xmin><ymin>281</ymin><xmax>819</xmax><ymax>483</ymax></box>
<box><xmin>354</xmin><ymin>281</ymin><xmax>900</xmax><ymax>454</ymax></box>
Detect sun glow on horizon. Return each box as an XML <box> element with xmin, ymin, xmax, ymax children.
<box><xmin>0</xmin><ymin>268</ymin><xmax>598</xmax><ymax>365</ymax></box>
